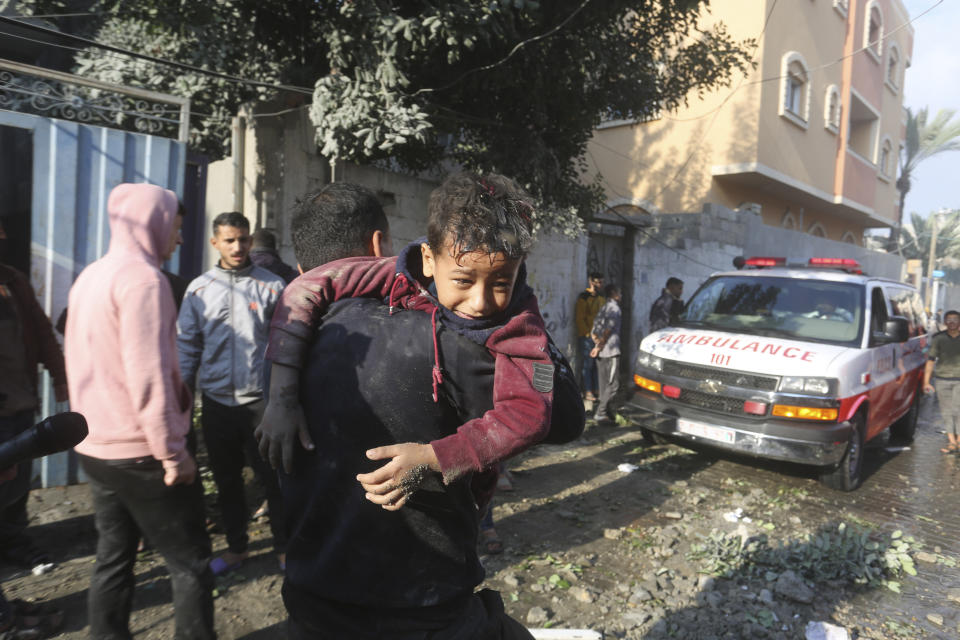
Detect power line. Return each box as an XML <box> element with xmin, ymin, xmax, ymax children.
<box><xmin>409</xmin><ymin>0</ymin><xmax>594</xmax><ymax>97</ymax></box>
<box><xmin>0</xmin><ymin>15</ymin><xmax>314</xmax><ymax>95</ymax></box>
<box><xmin>8</xmin><ymin>12</ymin><xmax>106</xmax><ymax>19</ymax></box>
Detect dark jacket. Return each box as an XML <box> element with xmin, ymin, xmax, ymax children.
<box><xmin>267</xmin><ymin>239</ymin><xmax>556</xmax><ymax>486</ymax></box>
<box><xmin>250</xmin><ymin>247</ymin><xmax>298</xmax><ymax>284</ymax></box>
<box><xmin>0</xmin><ymin>264</ymin><xmax>66</xmax><ymax>405</ymax></box>
<box><xmin>282</xmin><ymin>297</ymin><xmax>583</xmax><ymax>634</ymax></box>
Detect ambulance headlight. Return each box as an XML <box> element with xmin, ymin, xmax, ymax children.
<box><xmin>636</xmin><ymin>350</ymin><xmax>663</xmax><ymax>372</ymax></box>
<box><xmin>779</xmin><ymin>376</ymin><xmax>835</xmax><ymax>395</ymax></box>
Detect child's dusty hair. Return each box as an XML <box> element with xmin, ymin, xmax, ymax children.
<box><xmin>426</xmin><ymin>171</ymin><xmax>534</xmax><ymax>260</ymax></box>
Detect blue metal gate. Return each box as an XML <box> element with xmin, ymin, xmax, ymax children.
<box><xmin>0</xmin><ymin>109</ymin><xmax>187</xmax><ymax>487</ymax></box>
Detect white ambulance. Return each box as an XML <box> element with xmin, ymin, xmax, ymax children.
<box><xmin>631</xmin><ymin>257</ymin><xmax>927</xmax><ymax>491</ymax></box>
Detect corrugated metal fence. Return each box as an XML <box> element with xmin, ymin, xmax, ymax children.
<box><xmin>0</xmin><ymin>108</ymin><xmax>186</xmax><ymax>486</ymax></box>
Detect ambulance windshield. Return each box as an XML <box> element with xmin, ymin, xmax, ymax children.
<box><xmin>680</xmin><ymin>276</ymin><xmax>864</xmax><ymax>346</ymax></box>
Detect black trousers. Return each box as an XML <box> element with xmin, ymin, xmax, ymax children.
<box><xmin>79</xmin><ymin>454</ymin><xmax>215</xmax><ymax>640</ymax></box>
<box><xmin>286</xmin><ymin>589</ymin><xmax>534</xmax><ymax>640</ymax></box>
<box><xmin>0</xmin><ymin>410</ymin><xmax>34</xmax><ymax>557</ymax></box>
<box><xmin>201</xmin><ymin>395</ymin><xmax>285</xmax><ymax>554</ymax></box>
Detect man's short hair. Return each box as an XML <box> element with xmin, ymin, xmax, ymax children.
<box><xmin>291</xmin><ymin>183</ymin><xmax>388</xmax><ymax>272</ymax></box>
<box><xmin>589</xmin><ymin>271</ymin><xmax>603</xmax><ymax>280</ymax></box>
<box><xmin>945</xmin><ymin>310</ymin><xmax>960</xmax><ymax>321</ymax></box>
<box><xmin>426</xmin><ymin>171</ymin><xmax>534</xmax><ymax>260</ymax></box>
<box><xmin>252</xmin><ymin>228</ymin><xmax>277</xmax><ymax>250</ymax></box>
<box><xmin>212</xmin><ymin>211</ymin><xmax>249</xmax><ymax>234</ymax></box>
<box><xmin>603</xmin><ymin>283</ymin><xmax>620</xmax><ymax>298</ymax></box>
<box><xmin>666</xmin><ymin>277</ymin><xmax>683</xmax><ymax>288</ymax></box>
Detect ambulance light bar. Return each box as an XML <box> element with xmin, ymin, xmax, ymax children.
<box><xmin>809</xmin><ymin>257</ymin><xmax>862</xmax><ymax>274</ymax></box>
<box><xmin>744</xmin><ymin>257</ymin><xmax>786</xmax><ymax>267</ymax></box>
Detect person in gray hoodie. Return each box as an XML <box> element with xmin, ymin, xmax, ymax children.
<box><xmin>177</xmin><ymin>211</ymin><xmax>286</xmax><ymax>574</ymax></box>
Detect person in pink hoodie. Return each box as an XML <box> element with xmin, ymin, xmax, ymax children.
<box><xmin>65</xmin><ymin>183</ymin><xmax>215</xmax><ymax>640</ymax></box>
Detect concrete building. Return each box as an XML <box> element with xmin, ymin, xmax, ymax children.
<box><xmin>586</xmin><ymin>0</ymin><xmax>914</xmax><ymax>246</ymax></box>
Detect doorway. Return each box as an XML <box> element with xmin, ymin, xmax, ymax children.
<box><xmin>0</xmin><ymin>125</ymin><xmax>33</xmax><ymax>274</ymax></box>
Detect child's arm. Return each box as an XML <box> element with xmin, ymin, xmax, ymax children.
<box><xmin>361</xmin><ymin>300</ymin><xmax>554</xmax><ymax>503</ymax></box>
<box><xmin>265</xmin><ymin>255</ymin><xmax>399</xmax><ymax>368</ymax></box>
<box><xmin>430</xmin><ymin>345</ymin><xmax>552</xmax><ymax>484</ymax></box>
<box><xmin>256</xmin><ymin>255</ymin><xmax>399</xmax><ymax>471</ymax></box>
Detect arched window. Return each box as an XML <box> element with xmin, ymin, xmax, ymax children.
<box><xmin>878</xmin><ymin>136</ymin><xmax>894</xmax><ymax>179</ymax></box>
<box><xmin>886</xmin><ymin>43</ymin><xmax>901</xmax><ymax>91</ymax></box>
<box><xmin>782</xmin><ymin>210</ymin><xmax>798</xmax><ymax>230</ymax></box>
<box><xmin>808</xmin><ymin>222</ymin><xmax>827</xmax><ymax>238</ymax></box>
<box><xmin>865</xmin><ymin>1</ymin><xmax>883</xmax><ymax>61</ymax></box>
<box><xmin>840</xmin><ymin>231</ymin><xmax>859</xmax><ymax>245</ymax></box>
<box><xmin>779</xmin><ymin>52</ymin><xmax>810</xmax><ymax>128</ymax></box>
<box><xmin>823</xmin><ymin>85</ymin><xmax>841</xmax><ymax>133</ymax></box>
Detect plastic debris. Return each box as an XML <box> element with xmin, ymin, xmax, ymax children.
<box><xmin>804</xmin><ymin>621</ymin><xmax>849</xmax><ymax>640</ymax></box>
<box><xmin>617</xmin><ymin>463</ymin><xmax>639</xmax><ymax>473</ymax></box>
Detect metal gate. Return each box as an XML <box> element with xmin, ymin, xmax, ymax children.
<box><xmin>0</xmin><ymin>58</ymin><xmax>190</xmax><ymax>486</ymax></box>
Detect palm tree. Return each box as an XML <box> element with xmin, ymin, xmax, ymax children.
<box><xmin>888</xmin><ymin>108</ymin><xmax>960</xmax><ymax>251</ymax></box>
<box><xmin>900</xmin><ymin>211</ymin><xmax>960</xmax><ymax>263</ymax></box>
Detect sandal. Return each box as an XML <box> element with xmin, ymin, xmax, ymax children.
<box><xmin>480</xmin><ymin>531</ymin><xmax>504</xmax><ymax>555</ymax></box>
<box><xmin>941</xmin><ymin>443</ymin><xmax>958</xmax><ymax>454</ymax></box>
<box><xmin>209</xmin><ymin>552</ymin><xmax>246</xmax><ymax>576</ymax></box>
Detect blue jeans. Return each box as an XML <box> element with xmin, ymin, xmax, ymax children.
<box><xmin>579</xmin><ymin>337</ymin><xmax>598</xmax><ymax>396</ymax></box>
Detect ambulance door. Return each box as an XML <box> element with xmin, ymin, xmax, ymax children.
<box><xmin>884</xmin><ymin>287</ymin><xmax>918</xmax><ymax>417</ymax></box>
<box><xmin>866</xmin><ymin>286</ymin><xmax>897</xmax><ymax>439</ymax></box>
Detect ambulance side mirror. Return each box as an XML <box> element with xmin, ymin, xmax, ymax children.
<box><xmin>875</xmin><ymin>316</ymin><xmax>909</xmax><ymax>344</ymax></box>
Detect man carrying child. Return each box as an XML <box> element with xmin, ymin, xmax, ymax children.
<box><xmin>257</xmin><ymin>175</ymin><xmax>583</xmax><ymax>638</ymax></box>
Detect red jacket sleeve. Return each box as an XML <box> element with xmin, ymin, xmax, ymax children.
<box><xmin>266</xmin><ymin>256</ymin><xmax>399</xmax><ymax>368</ymax></box>
<box><xmin>430</xmin><ymin>299</ymin><xmax>554</xmax><ymax>484</ymax></box>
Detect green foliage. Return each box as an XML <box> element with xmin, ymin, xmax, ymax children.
<box><xmin>686</xmin><ymin>522</ymin><xmax>916</xmax><ymax>590</ymax></box>
<box><xmin>15</xmin><ymin>0</ymin><xmax>753</xmax><ymax>230</ymax></box>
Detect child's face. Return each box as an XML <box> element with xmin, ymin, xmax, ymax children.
<box><xmin>421</xmin><ymin>241</ymin><xmax>522</xmax><ymax>320</ymax></box>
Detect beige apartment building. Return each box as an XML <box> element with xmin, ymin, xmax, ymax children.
<box><xmin>586</xmin><ymin>0</ymin><xmax>913</xmax><ymax>245</ymax></box>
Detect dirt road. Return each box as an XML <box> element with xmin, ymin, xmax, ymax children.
<box><xmin>3</xmin><ymin>398</ymin><xmax>958</xmax><ymax>639</ymax></box>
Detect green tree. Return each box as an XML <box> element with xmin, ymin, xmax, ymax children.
<box><xmin>900</xmin><ymin>210</ymin><xmax>960</xmax><ymax>286</ymax></box>
<box><xmin>12</xmin><ymin>0</ymin><xmax>753</xmax><ymax>230</ymax></box>
<box><xmin>890</xmin><ymin>107</ymin><xmax>960</xmax><ymax>250</ymax></box>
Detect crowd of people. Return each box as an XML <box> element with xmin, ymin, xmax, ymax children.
<box><xmin>2</xmin><ymin>168</ymin><xmax>960</xmax><ymax>638</ymax></box>
<box><xmin>0</xmin><ymin>171</ymin><xmax>587</xmax><ymax>639</ymax></box>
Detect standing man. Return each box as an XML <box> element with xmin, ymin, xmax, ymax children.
<box><xmin>591</xmin><ymin>283</ymin><xmax>623</xmax><ymax>425</ymax></box>
<box><xmin>250</xmin><ymin>228</ymin><xmax>298</xmax><ymax>284</ymax></box>
<box><xmin>66</xmin><ymin>184</ymin><xmax>214</xmax><ymax>640</ymax></box>
<box><xmin>0</xmin><ymin>218</ymin><xmax>67</xmax><ymax>574</ymax></box>
<box><xmin>649</xmin><ymin>276</ymin><xmax>684</xmax><ymax>333</ymax></box>
<box><xmin>178</xmin><ymin>212</ymin><xmax>286</xmax><ymax>574</ymax></box>
<box><xmin>924</xmin><ymin>309</ymin><xmax>960</xmax><ymax>454</ymax></box>
<box><xmin>574</xmin><ymin>272</ymin><xmax>604</xmax><ymax>402</ymax></box>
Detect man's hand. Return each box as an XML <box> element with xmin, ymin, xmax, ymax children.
<box><xmin>590</xmin><ymin>345</ymin><xmax>600</xmax><ymax>358</ymax></box>
<box><xmin>163</xmin><ymin>454</ymin><xmax>197</xmax><ymax>486</ymax></box>
<box><xmin>254</xmin><ymin>362</ymin><xmax>314</xmax><ymax>473</ymax></box>
<box><xmin>924</xmin><ymin>382</ymin><xmax>935</xmax><ymax>394</ymax></box>
<box><xmin>357</xmin><ymin>443</ymin><xmax>440</xmax><ymax>511</ymax></box>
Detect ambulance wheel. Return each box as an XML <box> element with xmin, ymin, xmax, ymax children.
<box><xmin>890</xmin><ymin>388</ymin><xmax>920</xmax><ymax>443</ymax></box>
<box><xmin>820</xmin><ymin>412</ymin><xmax>865</xmax><ymax>492</ymax></box>
<box><xmin>641</xmin><ymin>427</ymin><xmax>665</xmax><ymax>445</ymax></box>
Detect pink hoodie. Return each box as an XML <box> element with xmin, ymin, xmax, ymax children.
<box><xmin>67</xmin><ymin>183</ymin><xmax>191</xmax><ymax>470</ymax></box>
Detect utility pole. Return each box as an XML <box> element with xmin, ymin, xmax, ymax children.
<box><xmin>925</xmin><ymin>209</ymin><xmax>945</xmax><ymax>310</ymax></box>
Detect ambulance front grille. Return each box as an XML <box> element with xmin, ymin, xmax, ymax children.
<box><xmin>676</xmin><ymin>389</ymin><xmax>751</xmax><ymax>416</ymax></box>
<box><xmin>662</xmin><ymin>361</ymin><xmax>778</xmax><ymax>392</ymax></box>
